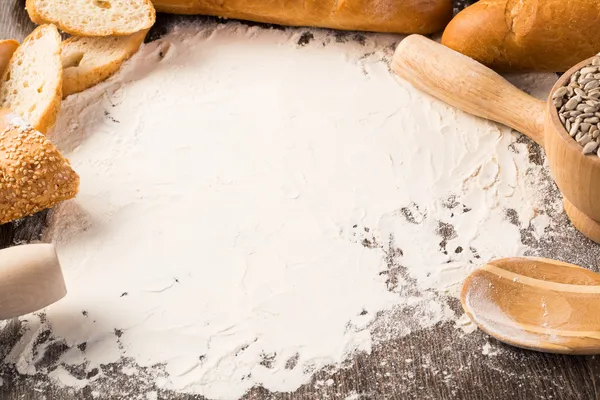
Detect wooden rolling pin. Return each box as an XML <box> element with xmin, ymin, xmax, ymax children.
<box><xmin>391</xmin><ymin>35</ymin><xmax>600</xmax><ymax>245</ymax></box>
<box><xmin>0</xmin><ymin>244</ymin><xmax>66</xmax><ymax>320</ymax></box>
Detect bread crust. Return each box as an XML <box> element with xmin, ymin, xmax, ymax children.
<box><xmin>442</xmin><ymin>0</ymin><xmax>600</xmax><ymax>72</ymax></box>
<box><xmin>62</xmin><ymin>30</ymin><xmax>148</xmax><ymax>98</ymax></box>
<box><xmin>151</xmin><ymin>0</ymin><xmax>453</xmax><ymax>34</ymax></box>
<box><xmin>26</xmin><ymin>0</ymin><xmax>156</xmax><ymax>36</ymax></box>
<box><xmin>0</xmin><ymin>40</ymin><xmax>19</xmax><ymax>78</ymax></box>
<box><xmin>0</xmin><ymin>109</ymin><xmax>79</xmax><ymax>225</ymax></box>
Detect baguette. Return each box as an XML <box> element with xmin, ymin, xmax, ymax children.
<box><xmin>0</xmin><ymin>110</ymin><xmax>79</xmax><ymax>225</ymax></box>
<box><xmin>0</xmin><ymin>25</ymin><xmax>62</xmax><ymax>134</ymax></box>
<box><xmin>151</xmin><ymin>0</ymin><xmax>453</xmax><ymax>34</ymax></box>
<box><xmin>62</xmin><ymin>30</ymin><xmax>148</xmax><ymax>98</ymax></box>
<box><xmin>26</xmin><ymin>0</ymin><xmax>155</xmax><ymax>37</ymax></box>
<box><xmin>441</xmin><ymin>0</ymin><xmax>600</xmax><ymax>72</ymax></box>
<box><xmin>0</xmin><ymin>40</ymin><xmax>18</xmax><ymax>78</ymax></box>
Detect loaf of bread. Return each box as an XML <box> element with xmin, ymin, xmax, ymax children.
<box><xmin>0</xmin><ymin>109</ymin><xmax>79</xmax><ymax>225</ymax></box>
<box><xmin>151</xmin><ymin>0</ymin><xmax>453</xmax><ymax>34</ymax></box>
<box><xmin>441</xmin><ymin>0</ymin><xmax>600</xmax><ymax>72</ymax></box>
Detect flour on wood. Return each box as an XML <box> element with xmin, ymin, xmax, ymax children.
<box><xmin>1</xmin><ymin>22</ymin><xmax>559</xmax><ymax>399</ymax></box>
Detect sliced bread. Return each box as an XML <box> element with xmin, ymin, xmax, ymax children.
<box><xmin>0</xmin><ymin>40</ymin><xmax>19</xmax><ymax>78</ymax></box>
<box><xmin>0</xmin><ymin>25</ymin><xmax>62</xmax><ymax>134</ymax></box>
<box><xmin>26</xmin><ymin>0</ymin><xmax>156</xmax><ymax>37</ymax></box>
<box><xmin>0</xmin><ymin>110</ymin><xmax>79</xmax><ymax>225</ymax></box>
<box><xmin>62</xmin><ymin>30</ymin><xmax>147</xmax><ymax>98</ymax></box>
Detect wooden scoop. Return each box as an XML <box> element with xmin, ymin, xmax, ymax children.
<box><xmin>392</xmin><ymin>35</ymin><xmax>600</xmax><ymax>244</ymax></box>
<box><xmin>0</xmin><ymin>244</ymin><xmax>66</xmax><ymax>320</ymax></box>
<box><xmin>462</xmin><ymin>257</ymin><xmax>600</xmax><ymax>355</ymax></box>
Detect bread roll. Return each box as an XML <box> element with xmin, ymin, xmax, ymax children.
<box><xmin>441</xmin><ymin>0</ymin><xmax>600</xmax><ymax>72</ymax></box>
<box><xmin>151</xmin><ymin>0</ymin><xmax>453</xmax><ymax>34</ymax></box>
<box><xmin>0</xmin><ymin>109</ymin><xmax>79</xmax><ymax>225</ymax></box>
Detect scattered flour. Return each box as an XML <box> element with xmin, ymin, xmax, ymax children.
<box><xmin>2</xmin><ymin>22</ymin><xmax>559</xmax><ymax>399</ymax></box>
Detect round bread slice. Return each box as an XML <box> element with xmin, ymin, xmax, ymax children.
<box><xmin>62</xmin><ymin>30</ymin><xmax>148</xmax><ymax>98</ymax></box>
<box><xmin>26</xmin><ymin>0</ymin><xmax>156</xmax><ymax>37</ymax></box>
<box><xmin>0</xmin><ymin>25</ymin><xmax>62</xmax><ymax>134</ymax></box>
<box><xmin>0</xmin><ymin>40</ymin><xmax>19</xmax><ymax>78</ymax></box>
<box><xmin>0</xmin><ymin>109</ymin><xmax>79</xmax><ymax>225</ymax></box>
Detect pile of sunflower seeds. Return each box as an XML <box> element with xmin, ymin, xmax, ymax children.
<box><xmin>553</xmin><ymin>56</ymin><xmax>600</xmax><ymax>156</ymax></box>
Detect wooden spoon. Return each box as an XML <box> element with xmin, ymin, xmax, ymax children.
<box><xmin>0</xmin><ymin>243</ymin><xmax>66</xmax><ymax>320</ymax></box>
<box><xmin>462</xmin><ymin>257</ymin><xmax>600</xmax><ymax>355</ymax></box>
<box><xmin>391</xmin><ymin>35</ymin><xmax>600</xmax><ymax>244</ymax></box>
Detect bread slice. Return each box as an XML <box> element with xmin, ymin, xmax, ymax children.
<box><xmin>0</xmin><ymin>110</ymin><xmax>79</xmax><ymax>225</ymax></box>
<box><xmin>26</xmin><ymin>0</ymin><xmax>156</xmax><ymax>37</ymax></box>
<box><xmin>62</xmin><ymin>30</ymin><xmax>147</xmax><ymax>98</ymax></box>
<box><xmin>0</xmin><ymin>25</ymin><xmax>62</xmax><ymax>134</ymax></box>
<box><xmin>0</xmin><ymin>40</ymin><xmax>19</xmax><ymax>78</ymax></box>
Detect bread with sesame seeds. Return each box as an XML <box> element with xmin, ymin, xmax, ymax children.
<box><xmin>26</xmin><ymin>0</ymin><xmax>156</xmax><ymax>37</ymax></box>
<box><xmin>0</xmin><ymin>109</ymin><xmax>79</xmax><ymax>225</ymax></box>
<box><xmin>0</xmin><ymin>25</ymin><xmax>62</xmax><ymax>134</ymax></box>
<box><xmin>0</xmin><ymin>40</ymin><xmax>19</xmax><ymax>78</ymax></box>
<box><xmin>62</xmin><ymin>30</ymin><xmax>147</xmax><ymax>98</ymax></box>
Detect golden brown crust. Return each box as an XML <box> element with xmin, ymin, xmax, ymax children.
<box><xmin>442</xmin><ymin>0</ymin><xmax>600</xmax><ymax>72</ymax></box>
<box><xmin>151</xmin><ymin>0</ymin><xmax>453</xmax><ymax>34</ymax></box>
<box><xmin>0</xmin><ymin>109</ymin><xmax>79</xmax><ymax>225</ymax></box>
<box><xmin>0</xmin><ymin>40</ymin><xmax>19</xmax><ymax>78</ymax></box>
<box><xmin>62</xmin><ymin>30</ymin><xmax>148</xmax><ymax>98</ymax></box>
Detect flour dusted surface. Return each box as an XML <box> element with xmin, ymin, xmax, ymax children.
<box><xmin>4</xmin><ymin>23</ymin><xmax>558</xmax><ymax>399</ymax></box>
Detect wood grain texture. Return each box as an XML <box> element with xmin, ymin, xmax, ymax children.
<box><xmin>462</xmin><ymin>257</ymin><xmax>600</xmax><ymax>355</ymax></box>
<box><xmin>1</xmin><ymin>1</ymin><xmax>600</xmax><ymax>400</ymax></box>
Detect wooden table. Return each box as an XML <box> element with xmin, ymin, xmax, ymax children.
<box><xmin>0</xmin><ymin>1</ymin><xmax>598</xmax><ymax>399</ymax></box>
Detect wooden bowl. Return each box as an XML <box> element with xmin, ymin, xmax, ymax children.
<box><xmin>545</xmin><ymin>58</ymin><xmax>600</xmax><ymax>240</ymax></box>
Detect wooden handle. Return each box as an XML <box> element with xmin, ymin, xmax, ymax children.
<box><xmin>391</xmin><ymin>35</ymin><xmax>546</xmax><ymax>147</ymax></box>
<box><xmin>0</xmin><ymin>244</ymin><xmax>66</xmax><ymax>320</ymax></box>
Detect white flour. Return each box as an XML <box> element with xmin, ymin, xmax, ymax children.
<box><xmin>3</xmin><ymin>23</ymin><xmax>559</xmax><ymax>399</ymax></box>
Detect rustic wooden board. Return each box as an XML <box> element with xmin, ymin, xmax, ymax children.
<box><xmin>0</xmin><ymin>1</ymin><xmax>598</xmax><ymax>399</ymax></box>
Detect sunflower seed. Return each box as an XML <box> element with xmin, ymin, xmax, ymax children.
<box><xmin>586</xmin><ymin>117</ymin><xmax>600</xmax><ymax>124</ymax></box>
<box><xmin>582</xmin><ymin>67</ymin><xmax>599</xmax><ymax>75</ymax></box>
<box><xmin>577</xmin><ymin>104</ymin><xmax>588</xmax><ymax>111</ymax></box>
<box><xmin>586</xmin><ymin>100</ymin><xmax>600</xmax><ymax>106</ymax></box>
<box><xmin>585</xmin><ymin>80</ymin><xmax>600</xmax><ymax>90</ymax></box>
<box><xmin>581</xmin><ymin>77</ymin><xmax>595</xmax><ymax>86</ymax></box>
<box><xmin>571</xmin><ymin>110</ymin><xmax>583</xmax><ymax>117</ymax></box>
<box><xmin>584</xmin><ymin>106</ymin><xmax>598</xmax><ymax>113</ymax></box>
<box><xmin>592</xmin><ymin>129</ymin><xmax>600</xmax><ymax>139</ymax></box>
<box><xmin>553</xmin><ymin>98</ymin><xmax>563</xmax><ymax>108</ymax></box>
<box><xmin>574</xmin><ymin>88</ymin><xmax>586</xmax><ymax>97</ymax></box>
<box><xmin>583</xmin><ymin>141</ymin><xmax>599</xmax><ymax>154</ymax></box>
<box><xmin>570</xmin><ymin>120</ymin><xmax>581</xmax><ymax>136</ymax></box>
<box><xmin>578</xmin><ymin>133</ymin><xmax>592</xmax><ymax>145</ymax></box>
<box><xmin>553</xmin><ymin>86</ymin><xmax>568</xmax><ymax>98</ymax></box>
<box><xmin>565</xmin><ymin>97</ymin><xmax>581</xmax><ymax>110</ymax></box>
<box><xmin>579</xmin><ymin>113</ymin><xmax>594</xmax><ymax>118</ymax></box>
<box><xmin>567</xmin><ymin>86</ymin><xmax>575</xmax><ymax>96</ymax></box>
<box><xmin>581</xmin><ymin>123</ymin><xmax>592</xmax><ymax>133</ymax></box>
<box><xmin>576</xmin><ymin>132</ymin><xmax>584</xmax><ymax>140</ymax></box>
<box><xmin>559</xmin><ymin>114</ymin><xmax>566</xmax><ymax>124</ymax></box>
<box><xmin>569</xmin><ymin>117</ymin><xmax>576</xmax><ymax>122</ymax></box>
<box><xmin>566</xmin><ymin>120</ymin><xmax>572</xmax><ymax>131</ymax></box>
